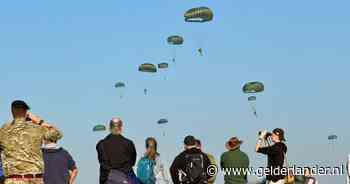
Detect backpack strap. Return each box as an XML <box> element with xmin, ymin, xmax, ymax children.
<box><xmin>178</xmin><ymin>169</ymin><xmax>187</xmax><ymax>183</ymax></box>
<box><xmin>200</xmin><ymin>154</ymin><xmax>204</xmax><ymax>168</ymax></box>
<box><xmin>284</xmin><ymin>152</ymin><xmax>288</xmax><ymax>168</ymax></box>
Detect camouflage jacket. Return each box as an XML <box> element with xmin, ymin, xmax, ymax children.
<box><xmin>0</xmin><ymin>118</ymin><xmax>49</xmax><ymax>176</ymax></box>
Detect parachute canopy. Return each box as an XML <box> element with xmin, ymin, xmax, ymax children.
<box><xmin>114</xmin><ymin>82</ymin><xmax>125</xmax><ymax>88</ymax></box>
<box><xmin>139</xmin><ymin>63</ymin><xmax>157</xmax><ymax>73</ymax></box>
<box><xmin>243</xmin><ymin>82</ymin><xmax>264</xmax><ymax>94</ymax></box>
<box><xmin>157</xmin><ymin>119</ymin><xmax>168</xmax><ymax>124</ymax></box>
<box><xmin>328</xmin><ymin>135</ymin><xmax>338</xmax><ymax>140</ymax></box>
<box><xmin>158</xmin><ymin>62</ymin><xmax>169</xmax><ymax>69</ymax></box>
<box><xmin>93</xmin><ymin>124</ymin><xmax>106</xmax><ymax>132</ymax></box>
<box><xmin>248</xmin><ymin>96</ymin><xmax>257</xmax><ymax>101</ymax></box>
<box><xmin>184</xmin><ymin>7</ymin><xmax>213</xmax><ymax>23</ymax></box>
<box><xmin>167</xmin><ymin>36</ymin><xmax>184</xmax><ymax>45</ymax></box>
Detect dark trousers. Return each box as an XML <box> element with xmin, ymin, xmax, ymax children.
<box><xmin>105</xmin><ymin>169</ymin><xmax>140</xmax><ymax>184</ymax></box>
<box><xmin>106</xmin><ymin>169</ymin><xmax>130</xmax><ymax>184</ymax></box>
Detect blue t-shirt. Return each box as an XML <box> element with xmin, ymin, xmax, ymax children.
<box><xmin>42</xmin><ymin>148</ymin><xmax>76</xmax><ymax>184</ymax></box>
<box><xmin>0</xmin><ymin>159</ymin><xmax>3</xmax><ymax>176</ymax></box>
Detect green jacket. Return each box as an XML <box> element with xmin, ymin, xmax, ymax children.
<box><xmin>294</xmin><ymin>175</ymin><xmax>306</xmax><ymax>184</ymax></box>
<box><xmin>220</xmin><ymin>149</ymin><xmax>249</xmax><ymax>184</ymax></box>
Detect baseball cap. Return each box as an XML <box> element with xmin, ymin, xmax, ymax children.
<box><xmin>184</xmin><ymin>135</ymin><xmax>196</xmax><ymax>146</ymax></box>
<box><xmin>11</xmin><ymin>100</ymin><xmax>30</xmax><ymax>110</ymax></box>
<box><xmin>109</xmin><ymin>117</ymin><xmax>123</xmax><ymax>129</ymax></box>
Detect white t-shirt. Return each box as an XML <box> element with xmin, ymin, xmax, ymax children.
<box><xmin>154</xmin><ymin>156</ymin><xmax>172</xmax><ymax>184</ymax></box>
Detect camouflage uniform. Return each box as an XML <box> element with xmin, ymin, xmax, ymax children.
<box><xmin>0</xmin><ymin>118</ymin><xmax>49</xmax><ymax>184</ymax></box>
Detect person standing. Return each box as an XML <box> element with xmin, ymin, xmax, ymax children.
<box><xmin>220</xmin><ymin>137</ymin><xmax>249</xmax><ymax>184</ymax></box>
<box><xmin>137</xmin><ymin>137</ymin><xmax>170</xmax><ymax>184</ymax></box>
<box><xmin>0</xmin><ymin>100</ymin><xmax>59</xmax><ymax>184</ymax></box>
<box><xmin>195</xmin><ymin>139</ymin><xmax>217</xmax><ymax>184</ymax></box>
<box><xmin>42</xmin><ymin>128</ymin><xmax>78</xmax><ymax>184</ymax></box>
<box><xmin>0</xmin><ymin>149</ymin><xmax>4</xmax><ymax>184</ymax></box>
<box><xmin>255</xmin><ymin>128</ymin><xmax>288</xmax><ymax>184</ymax></box>
<box><xmin>170</xmin><ymin>135</ymin><xmax>211</xmax><ymax>184</ymax></box>
<box><xmin>96</xmin><ymin>117</ymin><xmax>137</xmax><ymax>184</ymax></box>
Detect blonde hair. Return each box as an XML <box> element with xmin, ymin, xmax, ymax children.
<box><xmin>44</xmin><ymin>128</ymin><xmax>63</xmax><ymax>143</ymax></box>
<box><xmin>145</xmin><ymin>137</ymin><xmax>159</xmax><ymax>160</ymax></box>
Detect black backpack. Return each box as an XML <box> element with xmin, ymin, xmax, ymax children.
<box><xmin>180</xmin><ymin>153</ymin><xmax>207</xmax><ymax>184</ymax></box>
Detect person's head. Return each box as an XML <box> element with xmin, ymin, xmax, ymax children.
<box><xmin>109</xmin><ymin>117</ymin><xmax>123</xmax><ymax>135</ymax></box>
<box><xmin>11</xmin><ymin>100</ymin><xmax>30</xmax><ymax>119</ymax></box>
<box><xmin>43</xmin><ymin>128</ymin><xmax>63</xmax><ymax>145</ymax></box>
<box><xmin>225</xmin><ymin>137</ymin><xmax>243</xmax><ymax>151</ymax></box>
<box><xmin>145</xmin><ymin>137</ymin><xmax>158</xmax><ymax>160</ymax></box>
<box><xmin>184</xmin><ymin>135</ymin><xmax>197</xmax><ymax>150</ymax></box>
<box><xmin>195</xmin><ymin>139</ymin><xmax>202</xmax><ymax>150</ymax></box>
<box><xmin>271</xmin><ymin>128</ymin><xmax>286</xmax><ymax>143</ymax></box>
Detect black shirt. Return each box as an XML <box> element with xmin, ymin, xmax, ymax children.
<box><xmin>257</xmin><ymin>142</ymin><xmax>287</xmax><ymax>182</ymax></box>
<box><xmin>96</xmin><ymin>134</ymin><xmax>137</xmax><ymax>184</ymax></box>
<box><xmin>170</xmin><ymin>148</ymin><xmax>211</xmax><ymax>184</ymax></box>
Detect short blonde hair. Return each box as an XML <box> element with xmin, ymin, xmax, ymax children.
<box><xmin>44</xmin><ymin>128</ymin><xmax>63</xmax><ymax>143</ymax></box>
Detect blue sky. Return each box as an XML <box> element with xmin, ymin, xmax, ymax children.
<box><xmin>1</xmin><ymin>0</ymin><xmax>350</xmax><ymax>183</ymax></box>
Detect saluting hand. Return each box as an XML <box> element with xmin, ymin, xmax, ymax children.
<box><xmin>26</xmin><ymin>112</ymin><xmax>42</xmax><ymax>124</ymax></box>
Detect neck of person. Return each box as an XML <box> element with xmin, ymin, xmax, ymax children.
<box><xmin>186</xmin><ymin>145</ymin><xmax>197</xmax><ymax>150</ymax></box>
<box><xmin>111</xmin><ymin>131</ymin><xmax>122</xmax><ymax>136</ymax></box>
<box><xmin>274</xmin><ymin>139</ymin><xmax>281</xmax><ymax>143</ymax></box>
<box><xmin>229</xmin><ymin>147</ymin><xmax>239</xmax><ymax>151</ymax></box>
<box><xmin>13</xmin><ymin>116</ymin><xmax>26</xmax><ymax>121</ymax></box>
<box><xmin>43</xmin><ymin>142</ymin><xmax>59</xmax><ymax>149</ymax></box>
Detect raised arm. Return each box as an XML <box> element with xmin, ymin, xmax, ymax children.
<box><xmin>256</xmin><ymin>130</ymin><xmax>269</xmax><ymax>153</ymax></box>
<box><xmin>26</xmin><ymin>112</ymin><xmax>58</xmax><ymax>130</ymax></box>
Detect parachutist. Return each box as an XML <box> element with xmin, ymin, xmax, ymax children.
<box><xmin>198</xmin><ymin>48</ymin><xmax>203</xmax><ymax>56</ymax></box>
<box><xmin>185</xmin><ymin>7</ymin><xmax>213</xmax><ymax>22</ymax></box>
<box><xmin>254</xmin><ymin>111</ymin><xmax>258</xmax><ymax>118</ymax></box>
<box><xmin>115</xmin><ymin>82</ymin><xmax>125</xmax><ymax>99</ymax></box>
<box><xmin>139</xmin><ymin>63</ymin><xmax>157</xmax><ymax>73</ymax></box>
<box><xmin>167</xmin><ymin>36</ymin><xmax>183</xmax><ymax>63</ymax></box>
<box><xmin>243</xmin><ymin>82</ymin><xmax>264</xmax><ymax>118</ymax></box>
<box><xmin>93</xmin><ymin>124</ymin><xmax>106</xmax><ymax>132</ymax></box>
<box><xmin>158</xmin><ymin>119</ymin><xmax>168</xmax><ymax>136</ymax></box>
